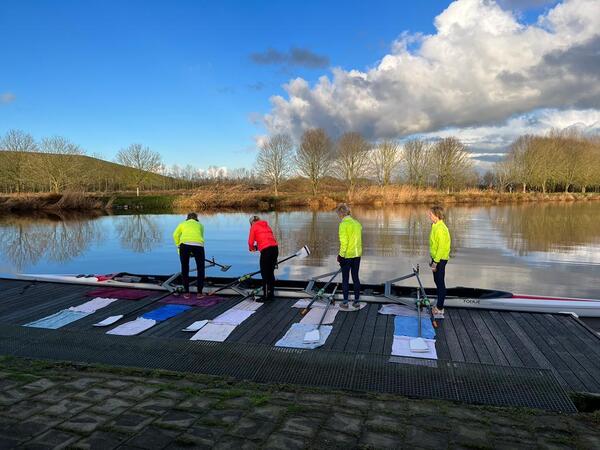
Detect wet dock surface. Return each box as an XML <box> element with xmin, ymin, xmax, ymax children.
<box><xmin>0</xmin><ymin>278</ymin><xmax>599</xmax><ymax>401</ymax></box>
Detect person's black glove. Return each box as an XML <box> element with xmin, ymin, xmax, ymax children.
<box><xmin>337</xmin><ymin>255</ymin><xmax>342</xmax><ymax>265</ymax></box>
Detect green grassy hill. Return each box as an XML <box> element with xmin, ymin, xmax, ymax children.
<box><xmin>0</xmin><ymin>151</ymin><xmax>191</xmax><ymax>193</ymax></box>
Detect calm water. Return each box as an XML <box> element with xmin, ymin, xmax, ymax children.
<box><xmin>1</xmin><ymin>203</ymin><xmax>599</xmax><ymax>299</ymax></box>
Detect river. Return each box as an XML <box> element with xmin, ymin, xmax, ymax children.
<box><xmin>0</xmin><ymin>203</ymin><xmax>599</xmax><ymax>301</ymax></box>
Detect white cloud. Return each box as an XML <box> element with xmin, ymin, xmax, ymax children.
<box><xmin>262</xmin><ymin>0</ymin><xmax>600</xmax><ymax>143</ymax></box>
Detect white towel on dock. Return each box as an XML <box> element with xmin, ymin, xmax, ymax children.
<box><xmin>190</xmin><ymin>323</ymin><xmax>236</xmax><ymax>342</ymax></box>
<box><xmin>275</xmin><ymin>323</ymin><xmax>332</xmax><ymax>349</ymax></box>
<box><xmin>391</xmin><ymin>335</ymin><xmax>437</xmax><ymax>360</ymax></box>
<box><xmin>182</xmin><ymin>320</ymin><xmax>209</xmax><ymax>332</ymax></box>
<box><xmin>292</xmin><ymin>298</ymin><xmax>328</xmax><ymax>309</ymax></box>
<box><xmin>93</xmin><ymin>315</ymin><xmax>123</xmax><ymax>327</ymax></box>
<box><xmin>106</xmin><ymin>318</ymin><xmax>156</xmax><ymax>336</ymax></box>
<box><xmin>234</xmin><ymin>299</ymin><xmax>263</xmax><ymax>311</ymax></box>
<box><xmin>69</xmin><ymin>297</ymin><xmax>118</xmax><ymax>313</ymax></box>
<box><xmin>212</xmin><ymin>309</ymin><xmax>255</xmax><ymax>325</ymax></box>
<box><xmin>378</xmin><ymin>304</ymin><xmax>419</xmax><ymax>317</ymax></box>
<box><xmin>24</xmin><ymin>310</ymin><xmax>91</xmax><ymax>329</ymax></box>
<box><xmin>299</xmin><ymin>307</ymin><xmax>339</xmax><ymax>325</ymax></box>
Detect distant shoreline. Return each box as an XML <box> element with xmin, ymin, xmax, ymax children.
<box><xmin>1</xmin><ymin>186</ymin><xmax>600</xmax><ymax>213</ymax></box>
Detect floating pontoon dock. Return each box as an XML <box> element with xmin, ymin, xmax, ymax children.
<box><xmin>1</xmin><ymin>277</ymin><xmax>599</xmax><ymax>413</ymax></box>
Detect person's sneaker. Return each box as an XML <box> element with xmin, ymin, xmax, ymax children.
<box><xmin>196</xmin><ymin>293</ymin><xmax>205</xmax><ymax>299</ymax></box>
<box><xmin>432</xmin><ymin>307</ymin><xmax>445</xmax><ymax>319</ymax></box>
<box><xmin>352</xmin><ymin>301</ymin><xmax>361</xmax><ymax>309</ymax></box>
<box><xmin>183</xmin><ymin>293</ymin><xmax>191</xmax><ymax>299</ymax></box>
<box><xmin>340</xmin><ymin>302</ymin><xmax>349</xmax><ymax>309</ymax></box>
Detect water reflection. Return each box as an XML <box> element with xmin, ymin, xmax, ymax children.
<box><xmin>489</xmin><ymin>203</ymin><xmax>600</xmax><ymax>256</ymax></box>
<box><xmin>0</xmin><ymin>212</ymin><xmax>105</xmax><ymax>270</ymax></box>
<box><xmin>114</xmin><ymin>214</ymin><xmax>162</xmax><ymax>253</ymax></box>
<box><xmin>0</xmin><ymin>203</ymin><xmax>599</xmax><ymax>299</ymax></box>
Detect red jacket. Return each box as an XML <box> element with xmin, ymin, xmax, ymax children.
<box><xmin>248</xmin><ymin>220</ymin><xmax>278</xmax><ymax>252</ymax></box>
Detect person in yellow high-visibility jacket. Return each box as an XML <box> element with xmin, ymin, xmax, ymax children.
<box><xmin>428</xmin><ymin>205</ymin><xmax>451</xmax><ymax>318</ymax></box>
<box><xmin>336</xmin><ymin>203</ymin><xmax>362</xmax><ymax>309</ymax></box>
<box><xmin>173</xmin><ymin>212</ymin><xmax>205</xmax><ymax>298</ymax></box>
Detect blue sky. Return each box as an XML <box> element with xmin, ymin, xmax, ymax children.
<box><xmin>2</xmin><ymin>0</ymin><xmax>595</xmax><ymax>170</ymax></box>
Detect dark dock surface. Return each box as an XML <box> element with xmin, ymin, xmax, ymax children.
<box><xmin>0</xmin><ymin>278</ymin><xmax>598</xmax><ymax>412</ymax></box>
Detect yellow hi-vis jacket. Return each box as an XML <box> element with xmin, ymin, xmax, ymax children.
<box><xmin>338</xmin><ymin>216</ymin><xmax>363</xmax><ymax>258</ymax></box>
<box><xmin>429</xmin><ymin>220</ymin><xmax>451</xmax><ymax>263</ymax></box>
<box><xmin>173</xmin><ymin>219</ymin><xmax>204</xmax><ymax>247</ymax></box>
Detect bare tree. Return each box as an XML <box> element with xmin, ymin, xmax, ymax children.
<box><xmin>0</xmin><ymin>129</ymin><xmax>38</xmax><ymax>193</ymax></box>
<box><xmin>372</xmin><ymin>139</ymin><xmax>401</xmax><ymax>186</ymax></box>
<box><xmin>296</xmin><ymin>128</ymin><xmax>333</xmax><ymax>196</ymax></box>
<box><xmin>255</xmin><ymin>134</ymin><xmax>293</xmax><ymax>196</ymax></box>
<box><xmin>32</xmin><ymin>136</ymin><xmax>86</xmax><ymax>193</ymax></box>
<box><xmin>335</xmin><ymin>132</ymin><xmax>371</xmax><ymax>198</ymax></box>
<box><xmin>492</xmin><ymin>159</ymin><xmax>513</xmax><ymax>192</ymax></box>
<box><xmin>115</xmin><ymin>144</ymin><xmax>162</xmax><ymax>196</ymax></box>
<box><xmin>430</xmin><ymin>137</ymin><xmax>474</xmax><ymax>192</ymax></box>
<box><xmin>401</xmin><ymin>140</ymin><xmax>431</xmax><ymax>188</ymax></box>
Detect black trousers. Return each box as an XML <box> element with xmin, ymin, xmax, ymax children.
<box><xmin>260</xmin><ymin>245</ymin><xmax>279</xmax><ymax>300</ymax></box>
<box><xmin>433</xmin><ymin>259</ymin><xmax>447</xmax><ymax>309</ymax></box>
<box><xmin>179</xmin><ymin>244</ymin><xmax>205</xmax><ymax>294</ymax></box>
<box><xmin>340</xmin><ymin>256</ymin><xmax>361</xmax><ymax>302</ymax></box>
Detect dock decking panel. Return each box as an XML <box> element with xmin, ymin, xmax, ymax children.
<box><xmin>1</xmin><ymin>278</ymin><xmax>599</xmax><ymax>394</ymax></box>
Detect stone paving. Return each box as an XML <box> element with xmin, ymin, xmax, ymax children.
<box><xmin>0</xmin><ymin>356</ymin><xmax>599</xmax><ymax>449</ymax></box>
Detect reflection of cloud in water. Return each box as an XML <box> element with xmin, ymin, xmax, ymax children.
<box><xmin>114</xmin><ymin>215</ymin><xmax>162</xmax><ymax>253</ymax></box>
<box><xmin>0</xmin><ymin>213</ymin><xmax>105</xmax><ymax>271</ymax></box>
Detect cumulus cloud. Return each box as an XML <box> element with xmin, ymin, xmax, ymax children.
<box><xmin>0</xmin><ymin>92</ymin><xmax>16</xmax><ymax>104</ymax></box>
<box><xmin>262</xmin><ymin>0</ymin><xmax>600</xmax><ymax>143</ymax></box>
<box><xmin>251</xmin><ymin>47</ymin><xmax>329</xmax><ymax>69</ymax></box>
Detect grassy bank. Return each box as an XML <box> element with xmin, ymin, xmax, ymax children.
<box><xmin>1</xmin><ymin>185</ymin><xmax>600</xmax><ymax>213</ymax></box>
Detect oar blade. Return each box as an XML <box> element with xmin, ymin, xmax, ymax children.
<box><xmin>295</xmin><ymin>245</ymin><xmax>311</xmax><ymax>259</ymax></box>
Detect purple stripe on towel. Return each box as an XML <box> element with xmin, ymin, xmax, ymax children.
<box><xmin>159</xmin><ymin>295</ymin><xmax>227</xmax><ymax>307</ymax></box>
<box><xmin>85</xmin><ymin>288</ymin><xmax>150</xmax><ymax>300</ymax></box>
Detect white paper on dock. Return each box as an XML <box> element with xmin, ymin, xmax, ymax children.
<box><xmin>190</xmin><ymin>323</ymin><xmax>236</xmax><ymax>342</ymax></box>
<box><xmin>299</xmin><ymin>307</ymin><xmax>339</xmax><ymax>325</ymax></box>
<box><xmin>378</xmin><ymin>304</ymin><xmax>418</xmax><ymax>317</ymax></box>
<box><xmin>182</xmin><ymin>320</ymin><xmax>209</xmax><ymax>332</ymax></box>
<box><xmin>275</xmin><ymin>323</ymin><xmax>332</xmax><ymax>349</ymax></box>
<box><xmin>212</xmin><ymin>309</ymin><xmax>255</xmax><ymax>325</ymax></box>
<box><xmin>106</xmin><ymin>317</ymin><xmax>156</xmax><ymax>336</ymax></box>
<box><xmin>93</xmin><ymin>315</ymin><xmax>124</xmax><ymax>327</ymax></box>
<box><xmin>292</xmin><ymin>298</ymin><xmax>329</xmax><ymax>309</ymax></box>
<box><xmin>69</xmin><ymin>297</ymin><xmax>118</xmax><ymax>313</ymax></box>
<box><xmin>391</xmin><ymin>335</ymin><xmax>437</xmax><ymax>360</ymax></box>
<box><xmin>234</xmin><ymin>299</ymin><xmax>263</xmax><ymax>311</ymax></box>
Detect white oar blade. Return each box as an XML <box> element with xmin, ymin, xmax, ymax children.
<box><xmin>295</xmin><ymin>245</ymin><xmax>311</xmax><ymax>259</ymax></box>
<box><xmin>409</xmin><ymin>337</ymin><xmax>429</xmax><ymax>353</ymax></box>
<box><xmin>303</xmin><ymin>328</ymin><xmax>320</xmax><ymax>343</ymax></box>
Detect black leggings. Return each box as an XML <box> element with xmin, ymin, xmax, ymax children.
<box><xmin>260</xmin><ymin>245</ymin><xmax>279</xmax><ymax>300</ymax></box>
<box><xmin>340</xmin><ymin>256</ymin><xmax>361</xmax><ymax>302</ymax></box>
<box><xmin>179</xmin><ymin>244</ymin><xmax>205</xmax><ymax>294</ymax></box>
<box><xmin>433</xmin><ymin>259</ymin><xmax>447</xmax><ymax>309</ymax></box>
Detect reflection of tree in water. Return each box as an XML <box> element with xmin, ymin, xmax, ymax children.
<box><xmin>491</xmin><ymin>203</ymin><xmax>600</xmax><ymax>255</ymax></box>
<box><xmin>114</xmin><ymin>214</ymin><xmax>162</xmax><ymax>253</ymax></box>
<box><xmin>265</xmin><ymin>206</ymin><xmax>469</xmax><ymax>264</ymax></box>
<box><xmin>0</xmin><ymin>212</ymin><xmax>105</xmax><ymax>270</ymax></box>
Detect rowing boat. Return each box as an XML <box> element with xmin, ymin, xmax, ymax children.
<box><xmin>7</xmin><ymin>272</ymin><xmax>600</xmax><ymax>318</ymax></box>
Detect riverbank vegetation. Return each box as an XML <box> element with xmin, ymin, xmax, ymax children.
<box><xmin>1</xmin><ymin>127</ymin><xmax>599</xmax><ymax>212</ymax></box>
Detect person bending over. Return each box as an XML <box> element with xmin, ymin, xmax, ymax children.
<box><xmin>173</xmin><ymin>212</ymin><xmax>205</xmax><ymax>299</ymax></box>
<box><xmin>248</xmin><ymin>216</ymin><xmax>279</xmax><ymax>302</ymax></box>
<box><xmin>336</xmin><ymin>203</ymin><xmax>362</xmax><ymax>309</ymax></box>
<box><xmin>428</xmin><ymin>205</ymin><xmax>451</xmax><ymax>318</ymax></box>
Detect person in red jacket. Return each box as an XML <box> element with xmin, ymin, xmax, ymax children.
<box><xmin>248</xmin><ymin>215</ymin><xmax>279</xmax><ymax>302</ymax></box>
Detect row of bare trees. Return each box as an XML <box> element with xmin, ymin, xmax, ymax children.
<box><xmin>491</xmin><ymin>131</ymin><xmax>600</xmax><ymax>193</ymax></box>
<box><xmin>0</xmin><ymin>129</ymin><xmax>167</xmax><ymax>195</ymax></box>
<box><xmin>255</xmin><ymin>129</ymin><xmax>477</xmax><ymax>196</ymax></box>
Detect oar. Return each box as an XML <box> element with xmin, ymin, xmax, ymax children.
<box><xmin>205</xmin><ymin>256</ymin><xmax>232</xmax><ymax>272</ymax></box>
<box><xmin>413</xmin><ymin>265</ymin><xmax>438</xmax><ymax>328</ymax></box>
<box><xmin>303</xmin><ymin>283</ymin><xmax>338</xmax><ymax>343</ymax></box>
<box><xmin>210</xmin><ymin>245</ymin><xmax>311</xmax><ymax>296</ymax></box>
<box><xmin>301</xmin><ymin>268</ymin><xmax>342</xmax><ymax>316</ymax></box>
